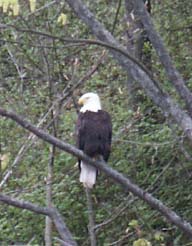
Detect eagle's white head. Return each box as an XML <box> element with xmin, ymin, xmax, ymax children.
<box><xmin>78</xmin><ymin>92</ymin><xmax>102</xmax><ymax>113</ymax></box>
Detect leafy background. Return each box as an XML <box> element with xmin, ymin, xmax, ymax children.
<box><xmin>0</xmin><ymin>0</ymin><xmax>192</xmax><ymax>245</ymax></box>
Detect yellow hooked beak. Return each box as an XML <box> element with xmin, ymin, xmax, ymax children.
<box><xmin>78</xmin><ymin>97</ymin><xmax>85</xmax><ymax>106</ymax></box>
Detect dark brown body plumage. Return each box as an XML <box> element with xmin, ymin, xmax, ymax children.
<box><xmin>76</xmin><ymin>110</ymin><xmax>112</xmax><ymax>168</ymax></box>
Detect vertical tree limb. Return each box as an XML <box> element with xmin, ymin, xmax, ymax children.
<box><xmin>111</xmin><ymin>0</ymin><xmax>122</xmax><ymax>35</ymax></box>
<box><xmin>85</xmin><ymin>188</ymin><xmax>96</xmax><ymax>246</ymax></box>
<box><xmin>42</xmin><ymin>36</ymin><xmax>55</xmax><ymax>246</ymax></box>
<box><xmin>124</xmin><ymin>0</ymin><xmax>147</xmax><ymax>107</ymax></box>
<box><xmin>45</xmin><ymin>145</ymin><xmax>55</xmax><ymax>246</ymax></box>
<box><xmin>133</xmin><ymin>0</ymin><xmax>192</xmax><ymax>115</ymax></box>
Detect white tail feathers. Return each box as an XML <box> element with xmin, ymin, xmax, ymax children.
<box><xmin>80</xmin><ymin>162</ymin><xmax>97</xmax><ymax>189</ymax></box>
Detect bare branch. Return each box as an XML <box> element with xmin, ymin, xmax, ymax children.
<box><xmin>65</xmin><ymin>0</ymin><xmax>192</xmax><ymax>146</ymax></box>
<box><xmin>1</xmin><ymin>19</ymin><xmax>192</xmax><ymax>117</ymax></box>
<box><xmin>6</xmin><ymin>44</ymin><xmax>25</xmax><ymax>85</ymax></box>
<box><xmin>111</xmin><ymin>0</ymin><xmax>122</xmax><ymax>35</ymax></box>
<box><xmin>85</xmin><ymin>188</ymin><xmax>96</xmax><ymax>246</ymax></box>
<box><xmin>0</xmin><ymin>50</ymin><xmax>104</xmax><ymax>189</ymax></box>
<box><xmin>51</xmin><ymin>208</ymin><xmax>78</xmax><ymax>246</ymax></box>
<box><xmin>0</xmin><ymin>193</ymin><xmax>51</xmax><ymax>216</ymax></box>
<box><xmin>42</xmin><ymin>33</ymin><xmax>55</xmax><ymax>246</ymax></box>
<box><xmin>0</xmin><ymin>193</ymin><xmax>77</xmax><ymax>246</ymax></box>
<box><xmin>0</xmin><ymin>106</ymin><xmax>54</xmax><ymax>189</ymax></box>
<box><xmin>95</xmin><ymin>196</ymin><xmax>136</xmax><ymax>231</ymax></box>
<box><xmin>133</xmin><ymin>0</ymin><xmax>192</xmax><ymax>114</ymax></box>
<box><xmin>2</xmin><ymin>24</ymin><xmax>192</xmax><ymax>144</ymax></box>
<box><xmin>0</xmin><ymin>107</ymin><xmax>192</xmax><ymax>238</ymax></box>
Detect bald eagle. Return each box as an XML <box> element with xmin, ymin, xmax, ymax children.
<box><xmin>76</xmin><ymin>93</ymin><xmax>112</xmax><ymax>189</ymax></box>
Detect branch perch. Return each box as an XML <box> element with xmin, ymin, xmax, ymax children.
<box><xmin>0</xmin><ymin>107</ymin><xmax>192</xmax><ymax>238</ymax></box>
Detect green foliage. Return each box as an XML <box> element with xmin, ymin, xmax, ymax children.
<box><xmin>133</xmin><ymin>239</ymin><xmax>151</xmax><ymax>246</ymax></box>
<box><xmin>0</xmin><ymin>0</ymin><xmax>192</xmax><ymax>245</ymax></box>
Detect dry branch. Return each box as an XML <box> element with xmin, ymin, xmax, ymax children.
<box><xmin>0</xmin><ymin>107</ymin><xmax>192</xmax><ymax>238</ymax></box>
<box><xmin>0</xmin><ymin>193</ymin><xmax>77</xmax><ymax>246</ymax></box>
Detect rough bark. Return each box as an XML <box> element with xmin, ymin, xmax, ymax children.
<box><xmin>0</xmin><ymin>107</ymin><xmax>192</xmax><ymax>239</ymax></box>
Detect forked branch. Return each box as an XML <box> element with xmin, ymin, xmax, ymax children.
<box><xmin>0</xmin><ymin>107</ymin><xmax>192</xmax><ymax>239</ymax></box>
<box><xmin>0</xmin><ymin>193</ymin><xmax>77</xmax><ymax>246</ymax></box>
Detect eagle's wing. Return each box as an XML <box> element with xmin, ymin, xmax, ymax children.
<box><xmin>76</xmin><ymin>110</ymin><xmax>112</xmax><ymax>159</ymax></box>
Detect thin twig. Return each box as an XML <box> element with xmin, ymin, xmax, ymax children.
<box><xmin>6</xmin><ymin>45</ymin><xmax>25</xmax><ymax>85</ymax></box>
<box><xmin>111</xmin><ymin>0</ymin><xmax>122</xmax><ymax>34</ymax></box>
<box><xmin>0</xmin><ymin>104</ymin><xmax>54</xmax><ymax>189</ymax></box>
<box><xmin>147</xmin><ymin>157</ymin><xmax>175</xmax><ymax>193</ymax></box>
<box><xmin>95</xmin><ymin>196</ymin><xmax>136</xmax><ymax>231</ymax></box>
<box><xmin>0</xmin><ymin>24</ymin><xmax>154</xmax><ymax>80</ymax></box>
<box><xmin>106</xmin><ymin>232</ymin><xmax>133</xmax><ymax>246</ymax></box>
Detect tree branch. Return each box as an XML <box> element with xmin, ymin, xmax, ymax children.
<box><xmin>2</xmin><ymin>17</ymin><xmax>192</xmax><ymax>116</ymax></box>
<box><xmin>64</xmin><ymin>0</ymin><xmax>192</xmax><ymax>145</ymax></box>
<box><xmin>43</xmin><ymin>35</ymin><xmax>56</xmax><ymax>246</ymax></box>
<box><xmin>0</xmin><ymin>107</ymin><xmax>192</xmax><ymax>238</ymax></box>
<box><xmin>4</xmin><ymin>21</ymin><xmax>192</xmax><ymax>114</ymax></box>
<box><xmin>133</xmin><ymin>0</ymin><xmax>192</xmax><ymax>115</ymax></box>
<box><xmin>85</xmin><ymin>188</ymin><xmax>96</xmax><ymax>246</ymax></box>
<box><xmin>0</xmin><ymin>193</ymin><xmax>77</xmax><ymax>246</ymax></box>
<box><xmin>0</xmin><ymin>51</ymin><xmax>104</xmax><ymax>189</ymax></box>
<box><xmin>111</xmin><ymin>0</ymin><xmax>122</xmax><ymax>35</ymax></box>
